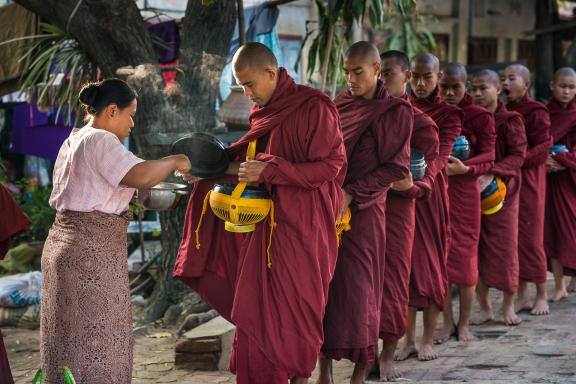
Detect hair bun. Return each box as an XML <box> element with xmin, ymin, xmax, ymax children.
<box><xmin>79</xmin><ymin>83</ymin><xmax>99</xmax><ymax>109</ymax></box>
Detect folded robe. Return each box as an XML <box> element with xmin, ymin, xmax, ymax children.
<box><xmin>479</xmin><ymin>102</ymin><xmax>527</xmax><ymax>293</ymax></box>
<box><xmin>409</xmin><ymin>86</ymin><xmax>462</xmax><ymax>310</ymax></box>
<box><xmin>447</xmin><ymin>94</ymin><xmax>496</xmax><ymax>287</ymax></box>
<box><xmin>321</xmin><ymin>81</ymin><xmax>412</xmax><ymax>365</ymax></box>
<box><xmin>507</xmin><ymin>94</ymin><xmax>552</xmax><ymax>284</ymax></box>
<box><xmin>174</xmin><ymin>68</ymin><xmax>347</xmax><ymax>382</ymax></box>
<box><xmin>380</xmin><ymin>100</ymin><xmax>439</xmax><ymax>342</ymax></box>
<box><xmin>545</xmin><ymin>97</ymin><xmax>576</xmax><ymax>275</ymax></box>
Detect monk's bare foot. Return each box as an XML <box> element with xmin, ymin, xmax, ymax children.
<box><xmin>530</xmin><ymin>297</ymin><xmax>550</xmax><ymax>315</ymax></box>
<box><xmin>567</xmin><ymin>278</ymin><xmax>576</xmax><ymax>292</ymax></box>
<box><xmin>551</xmin><ymin>288</ymin><xmax>569</xmax><ymax>302</ymax></box>
<box><xmin>417</xmin><ymin>343</ymin><xmax>438</xmax><ymax>361</ymax></box>
<box><xmin>394</xmin><ymin>343</ymin><xmax>417</xmax><ymax>361</ymax></box>
<box><xmin>514</xmin><ymin>298</ymin><xmax>533</xmax><ymax>313</ymax></box>
<box><xmin>433</xmin><ymin>324</ymin><xmax>455</xmax><ymax>344</ymax></box>
<box><xmin>471</xmin><ymin>308</ymin><xmax>494</xmax><ymax>325</ymax></box>
<box><xmin>379</xmin><ymin>359</ymin><xmax>402</xmax><ymax>382</ymax></box>
<box><xmin>457</xmin><ymin>324</ymin><xmax>477</xmax><ymax>342</ymax></box>
<box><xmin>501</xmin><ymin>305</ymin><xmax>522</xmax><ymax>326</ymax></box>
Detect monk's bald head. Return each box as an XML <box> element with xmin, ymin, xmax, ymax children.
<box><xmin>410</xmin><ymin>52</ymin><xmax>441</xmax><ymax>99</ymax></box>
<box><xmin>471</xmin><ymin>69</ymin><xmax>502</xmax><ymax>111</ymax></box>
<box><xmin>380</xmin><ymin>50</ymin><xmax>410</xmax><ymax>97</ymax></box>
<box><xmin>553</xmin><ymin>67</ymin><xmax>576</xmax><ymax>82</ymax></box>
<box><xmin>380</xmin><ymin>50</ymin><xmax>410</xmax><ymax>71</ymax></box>
<box><xmin>473</xmin><ymin>69</ymin><xmax>501</xmax><ymax>86</ymax></box>
<box><xmin>502</xmin><ymin>64</ymin><xmax>531</xmax><ymax>102</ymax></box>
<box><xmin>232</xmin><ymin>42</ymin><xmax>278</xmax><ymax>73</ymax></box>
<box><xmin>439</xmin><ymin>63</ymin><xmax>467</xmax><ymax>105</ymax></box>
<box><xmin>411</xmin><ymin>52</ymin><xmax>440</xmax><ymax>72</ymax></box>
<box><xmin>343</xmin><ymin>41</ymin><xmax>381</xmax><ymax>99</ymax></box>
<box><xmin>442</xmin><ymin>63</ymin><xmax>467</xmax><ymax>82</ymax></box>
<box><xmin>550</xmin><ymin>67</ymin><xmax>576</xmax><ymax>106</ymax></box>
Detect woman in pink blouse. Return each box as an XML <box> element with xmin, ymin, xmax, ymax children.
<box><xmin>41</xmin><ymin>78</ymin><xmax>190</xmax><ymax>383</ymax></box>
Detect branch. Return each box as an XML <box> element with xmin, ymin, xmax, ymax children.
<box><xmin>265</xmin><ymin>0</ymin><xmax>301</xmax><ymax>7</ymax></box>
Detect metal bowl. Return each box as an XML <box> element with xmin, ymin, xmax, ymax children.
<box><xmin>138</xmin><ymin>182</ymin><xmax>190</xmax><ymax>211</ymax></box>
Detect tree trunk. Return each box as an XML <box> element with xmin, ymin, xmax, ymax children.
<box><xmin>13</xmin><ymin>0</ymin><xmax>238</xmax><ymax>321</ymax></box>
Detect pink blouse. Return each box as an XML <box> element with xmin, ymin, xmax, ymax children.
<box><xmin>49</xmin><ymin>126</ymin><xmax>144</xmax><ymax>214</ymax></box>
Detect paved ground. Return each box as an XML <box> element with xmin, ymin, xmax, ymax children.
<box><xmin>4</xmin><ymin>278</ymin><xmax>576</xmax><ymax>383</ymax></box>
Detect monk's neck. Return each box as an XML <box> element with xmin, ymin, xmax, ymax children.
<box><xmin>486</xmin><ymin>102</ymin><xmax>497</xmax><ymax>113</ymax></box>
<box><xmin>362</xmin><ymin>84</ymin><xmax>378</xmax><ymax>100</ymax></box>
<box><xmin>554</xmin><ymin>98</ymin><xmax>570</xmax><ymax>109</ymax></box>
<box><xmin>508</xmin><ymin>92</ymin><xmax>528</xmax><ymax>104</ymax></box>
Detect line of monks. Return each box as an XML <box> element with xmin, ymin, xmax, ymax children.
<box><xmin>173</xmin><ymin>41</ymin><xmax>576</xmax><ymax>384</ymax></box>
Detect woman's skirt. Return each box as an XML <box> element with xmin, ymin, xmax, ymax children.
<box><xmin>41</xmin><ymin>210</ymin><xmax>132</xmax><ymax>384</ymax></box>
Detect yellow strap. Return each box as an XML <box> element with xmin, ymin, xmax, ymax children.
<box><xmin>246</xmin><ymin>140</ymin><xmax>257</xmax><ymax>160</ymax></box>
<box><xmin>266</xmin><ymin>201</ymin><xmax>277</xmax><ymax>269</ymax></box>
<box><xmin>195</xmin><ymin>190</ymin><xmax>211</xmax><ymax>250</ymax></box>
<box><xmin>229</xmin><ymin>140</ymin><xmax>257</xmax><ymax>223</ymax></box>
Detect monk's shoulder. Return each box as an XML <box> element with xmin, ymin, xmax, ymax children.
<box><xmin>413</xmin><ymin>106</ymin><xmax>437</xmax><ymax>131</ymax></box>
<box><xmin>436</xmin><ymin>102</ymin><xmax>463</xmax><ymax>125</ymax></box>
<box><xmin>296</xmin><ymin>85</ymin><xmax>337</xmax><ymax>116</ymax></box>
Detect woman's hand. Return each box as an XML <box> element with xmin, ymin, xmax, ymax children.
<box><xmin>446</xmin><ymin>156</ymin><xmax>470</xmax><ymax>176</ymax></box>
<box><xmin>174</xmin><ymin>154</ymin><xmax>191</xmax><ymax>174</ymax></box>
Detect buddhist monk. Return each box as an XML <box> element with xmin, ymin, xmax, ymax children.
<box><xmin>436</xmin><ymin>64</ymin><xmax>496</xmax><ymax>343</ymax></box>
<box><xmin>376</xmin><ymin>50</ymin><xmax>439</xmax><ymax>380</ymax></box>
<box><xmin>471</xmin><ymin>69</ymin><xmax>526</xmax><ymax>326</ymax></box>
<box><xmin>502</xmin><ymin>64</ymin><xmax>552</xmax><ymax>315</ymax></box>
<box><xmin>397</xmin><ymin>52</ymin><xmax>462</xmax><ymax>361</ymax></box>
<box><xmin>174</xmin><ymin>42</ymin><xmax>347</xmax><ymax>384</ymax></box>
<box><xmin>545</xmin><ymin>67</ymin><xmax>576</xmax><ymax>302</ymax></box>
<box><xmin>318</xmin><ymin>42</ymin><xmax>412</xmax><ymax>384</ymax></box>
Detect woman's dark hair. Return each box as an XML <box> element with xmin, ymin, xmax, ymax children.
<box><xmin>78</xmin><ymin>78</ymin><xmax>137</xmax><ymax>116</ymax></box>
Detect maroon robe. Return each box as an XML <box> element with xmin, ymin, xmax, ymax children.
<box><xmin>478</xmin><ymin>102</ymin><xmax>527</xmax><ymax>293</ymax></box>
<box><xmin>322</xmin><ymin>82</ymin><xmax>412</xmax><ymax>365</ymax></box>
<box><xmin>380</xmin><ymin>100</ymin><xmax>439</xmax><ymax>342</ymax></box>
<box><xmin>507</xmin><ymin>94</ymin><xmax>552</xmax><ymax>284</ymax></box>
<box><xmin>545</xmin><ymin>98</ymin><xmax>576</xmax><ymax>275</ymax></box>
<box><xmin>174</xmin><ymin>68</ymin><xmax>347</xmax><ymax>382</ymax></box>
<box><xmin>409</xmin><ymin>87</ymin><xmax>462</xmax><ymax>310</ymax></box>
<box><xmin>0</xmin><ymin>184</ymin><xmax>30</xmax><ymax>384</ymax></box>
<box><xmin>447</xmin><ymin>94</ymin><xmax>496</xmax><ymax>287</ymax></box>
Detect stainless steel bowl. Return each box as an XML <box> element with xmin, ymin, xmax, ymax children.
<box><xmin>138</xmin><ymin>182</ymin><xmax>190</xmax><ymax>211</ymax></box>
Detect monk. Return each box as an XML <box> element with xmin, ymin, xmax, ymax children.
<box><xmin>397</xmin><ymin>52</ymin><xmax>462</xmax><ymax>361</ymax></box>
<box><xmin>318</xmin><ymin>42</ymin><xmax>412</xmax><ymax>384</ymax></box>
<box><xmin>471</xmin><ymin>70</ymin><xmax>527</xmax><ymax>326</ymax></box>
<box><xmin>436</xmin><ymin>64</ymin><xmax>496</xmax><ymax>343</ymax></box>
<box><xmin>376</xmin><ymin>50</ymin><xmax>439</xmax><ymax>380</ymax></box>
<box><xmin>545</xmin><ymin>67</ymin><xmax>576</xmax><ymax>302</ymax></box>
<box><xmin>0</xmin><ymin>184</ymin><xmax>31</xmax><ymax>384</ymax></box>
<box><xmin>174</xmin><ymin>43</ymin><xmax>347</xmax><ymax>384</ymax></box>
<box><xmin>502</xmin><ymin>64</ymin><xmax>552</xmax><ymax>315</ymax></box>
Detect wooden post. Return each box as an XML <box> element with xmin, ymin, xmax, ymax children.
<box><xmin>237</xmin><ymin>0</ymin><xmax>246</xmax><ymax>47</ymax></box>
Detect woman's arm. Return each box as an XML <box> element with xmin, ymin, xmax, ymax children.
<box><xmin>121</xmin><ymin>154</ymin><xmax>191</xmax><ymax>189</ymax></box>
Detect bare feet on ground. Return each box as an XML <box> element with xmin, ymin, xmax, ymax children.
<box><xmin>394</xmin><ymin>343</ymin><xmax>417</xmax><ymax>361</ymax></box>
<box><xmin>501</xmin><ymin>304</ymin><xmax>522</xmax><ymax>325</ymax></box>
<box><xmin>567</xmin><ymin>278</ymin><xmax>576</xmax><ymax>292</ymax></box>
<box><xmin>433</xmin><ymin>323</ymin><xmax>455</xmax><ymax>344</ymax></box>
<box><xmin>514</xmin><ymin>297</ymin><xmax>533</xmax><ymax>313</ymax></box>
<box><xmin>471</xmin><ymin>308</ymin><xmax>494</xmax><ymax>325</ymax></box>
<box><xmin>379</xmin><ymin>358</ymin><xmax>402</xmax><ymax>382</ymax></box>
<box><xmin>417</xmin><ymin>343</ymin><xmax>438</xmax><ymax>361</ymax></box>
<box><xmin>457</xmin><ymin>324</ymin><xmax>477</xmax><ymax>342</ymax></box>
<box><xmin>530</xmin><ymin>297</ymin><xmax>550</xmax><ymax>316</ymax></box>
<box><xmin>551</xmin><ymin>288</ymin><xmax>569</xmax><ymax>302</ymax></box>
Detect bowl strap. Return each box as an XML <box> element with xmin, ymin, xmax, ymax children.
<box><xmin>195</xmin><ymin>190</ymin><xmax>212</xmax><ymax>250</ymax></box>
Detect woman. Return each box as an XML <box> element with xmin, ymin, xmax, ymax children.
<box><xmin>41</xmin><ymin>78</ymin><xmax>190</xmax><ymax>383</ymax></box>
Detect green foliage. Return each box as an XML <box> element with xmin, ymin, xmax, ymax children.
<box><xmin>32</xmin><ymin>367</ymin><xmax>76</xmax><ymax>384</ymax></box>
<box><xmin>17</xmin><ymin>187</ymin><xmax>56</xmax><ymax>243</ymax></box>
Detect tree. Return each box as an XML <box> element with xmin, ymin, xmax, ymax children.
<box><xmin>12</xmin><ymin>0</ymin><xmax>238</xmax><ymax>321</ymax></box>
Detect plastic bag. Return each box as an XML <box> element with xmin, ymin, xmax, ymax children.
<box><xmin>0</xmin><ymin>271</ymin><xmax>41</xmax><ymax>307</ymax></box>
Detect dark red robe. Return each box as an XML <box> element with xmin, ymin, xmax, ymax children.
<box><xmin>478</xmin><ymin>102</ymin><xmax>527</xmax><ymax>293</ymax></box>
<box><xmin>174</xmin><ymin>68</ymin><xmax>347</xmax><ymax>382</ymax></box>
<box><xmin>409</xmin><ymin>87</ymin><xmax>462</xmax><ymax>310</ymax></box>
<box><xmin>0</xmin><ymin>184</ymin><xmax>30</xmax><ymax>384</ymax></box>
<box><xmin>507</xmin><ymin>94</ymin><xmax>552</xmax><ymax>284</ymax></box>
<box><xmin>545</xmin><ymin>98</ymin><xmax>576</xmax><ymax>275</ymax></box>
<box><xmin>321</xmin><ymin>82</ymin><xmax>412</xmax><ymax>365</ymax></box>
<box><xmin>447</xmin><ymin>94</ymin><xmax>496</xmax><ymax>287</ymax></box>
<box><xmin>380</xmin><ymin>100</ymin><xmax>439</xmax><ymax>342</ymax></box>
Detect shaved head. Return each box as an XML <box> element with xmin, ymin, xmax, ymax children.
<box><xmin>553</xmin><ymin>67</ymin><xmax>576</xmax><ymax>82</ymax></box>
<box><xmin>232</xmin><ymin>42</ymin><xmax>278</xmax><ymax>72</ymax></box>
<box><xmin>380</xmin><ymin>50</ymin><xmax>410</xmax><ymax>71</ymax></box>
<box><xmin>345</xmin><ymin>41</ymin><xmax>380</xmax><ymax>64</ymax></box>
<box><xmin>473</xmin><ymin>69</ymin><xmax>501</xmax><ymax>86</ymax></box>
<box><xmin>442</xmin><ymin>63</ymin><xmax>467</xmax><ymax>82</ymax></box>
<box><xmin>411</xmin><ymin>52</ymin><xmax>440</xmax><ymax>72</ymax></box>
<box><xmin>505</xmin><ymin>64</ymin><xmax>530</xmax><ymax>83</ymax></box>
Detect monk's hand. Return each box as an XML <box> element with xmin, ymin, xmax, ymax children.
<box><xmin>339</xmin><ymin>190</ymin><xmax>353</xmax><ymax>220</ymax></box>
<box><xmin>547</xmin><ymin>156</ymin><xmax>566</xmax><ymax>173</ymax></box>
<box><xmin>238</xmin><ymin>160</ymin><xmax>267</xmax><ymax>182</ymax></box>
<box><xmin>478</xmin><ymin>174</ymin><xmax>494</xmax><ymax>191</ymax></box>
<box><xmin>391</xmin><ymin>172</ymin><xmax>413</xmax><ymax>191</ymax></box>
<box><xmin>446</xmin><ymin>156</ymin><xmax>470</xmax><ymax>176</ymax></box>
